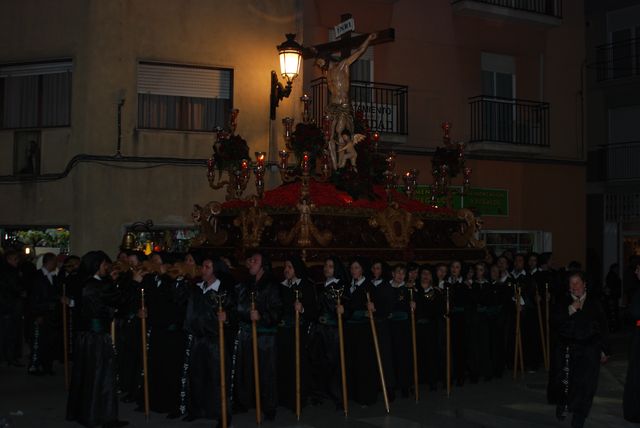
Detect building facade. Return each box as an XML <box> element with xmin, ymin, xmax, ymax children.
<box><xmin>585</xmin><ymin>0</ymin><xmax>640</xmax><ymax>289</ymax></box>
<box><xmin>1</xmin><ymin>0</ymin><xmax>587</xmax><ymax>266</ymax></box>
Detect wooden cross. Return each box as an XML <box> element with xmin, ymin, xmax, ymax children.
<box><xmin>302</xmin><ymin>13</ymin><xmax>395</xmax><ymax>61</ymax></box>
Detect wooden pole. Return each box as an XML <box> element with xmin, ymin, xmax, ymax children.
<box><xmin>545</xmin><ymin>283</ymin><xmax>550</xmax><ymax>371</ymax></box>
<box><xmin>535</xmin><ymin>287</ymin><xmax>548</xmax><ymax>370</ymax></box>
<box><xmin>140</xmin><ymin>289</ymin><xmax>150</xmax><ymax>421</ymax></box>
<box><xmin>445</xmin><ymin>286</ymin><xmax>451</xmax><ymax>397</ymax></box>
<box><xmin>250</xmin><ymin>292</ymin><xmax>262</xmax><ymax>425</ymax></box>
<box><xmin>366</xmin><ymin>292</ymin><xmax>390</xmax><ymax>413</ymax></box>
<box><xmin>294</xmin><ymin>289</ymin><xmax>301</xmax><ymax>421</ymax></box>
<box><xmin>217</xmin><ymin>296</ymin><xmax>228</xmax><ymax>428</ymax></box>
<box><xmin>336</xmin><ymin>293</ymin><xmax>349</xmax><ymax>417</ymax></box>
<box><xmin>513</xmin><ymin>286</ymin><xmax>519</xmax><ymax>380</ymax></box>
<box><xmin>409</xmin><ymin>288</ymin><xmax>419</xmax><ymax>402</ymax></box>
<box><xmin>62</xmin><ymin>283</ymin><xmax>70</xmax><ymax>390</ymax></box>
<box><xmin>110</xmin><ymin>320</ymin><xmax>116</xmax><ymax>346</ymax></box>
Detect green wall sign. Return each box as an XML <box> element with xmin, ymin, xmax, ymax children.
<box><xmin>408</xmin><ymin>185</ymin><xmax>509</xmax><ymax>217</ymax></box>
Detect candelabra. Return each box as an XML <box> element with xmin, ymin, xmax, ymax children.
<box><xmin>383</xmin><ymin>152</ymin><xmax>398</xmax><ymax>203</ymax></box>
<box><xmin>254</xmin><ymin>152</ymin><xmax>266</xmax><ymax>199</ymax></box>
<box><xmin>403</xmin><ymin>169</ymin><xmax>419</xmax><ymax>199</ymax></box>
<box><xmin>429</xmin><ymin>121</ymin><xmax>472</xmax><ymax>207</ymax></box>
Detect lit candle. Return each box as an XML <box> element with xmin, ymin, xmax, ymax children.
<box><xmin>255</xmin><ymin>152</ymin><xmax>266</xmax><ymax>168</ymax></box>
<box><xmin>302</xmin><ymin>151</ymin><xmax>310</xmax><ymax>173</ymax></box>
<box><xmin>278</xmin><ymin>150</ymin><xmax>289</xmax><ymax>169</ymax></box>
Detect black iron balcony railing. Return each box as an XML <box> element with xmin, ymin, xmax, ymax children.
<box><xmin>588</xmin><ymin>141</ymin><xmax>640</xmax><ymax>182</ymax></box>
<box><xmin>451</xmin><ymin>0</ymin><xmax>562</xmax><ymax>19</ymax></box>
<box><xmin>310</xmin><ymin>77</ymin><xmax>408</xmax><ymax>135</ymax></box>
<box><xmin>595</xmin><ymin>37</ymin><xmax>640</xmax><ymax>82</ymax></box>
<box><xmin>469</xmin><ymin>95</ymin><xmax>550</xmax><ymax>147</ymax></box>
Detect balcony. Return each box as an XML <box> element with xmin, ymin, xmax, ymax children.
<box><xmin>468</xmin><ymin>96</ymin><xmax>550</xmax><ymax>153</ymax></box>
<box><xmin>310</xmin><ymin>77</ymin><xmax>408</xmax><ymax>140</ymax></box>
<box><xmin>451</xmin><ymin>0</ymin><xmax>562</xmax><ymax>26</ymax></box>
<box><xmin>588</xmin><ymin>142</ymin><xmax>640</xmax><ymax>182</ymax></box>
<box><xmin>595</xmin><ymin>38</ymin><xmax>640</xmax><ymax>82</ymax></box>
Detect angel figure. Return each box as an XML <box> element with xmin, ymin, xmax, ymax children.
<box><xmin>337</xmin><ymin>130</ymin><xmax>365</xmax><ymax>170</ymax></box>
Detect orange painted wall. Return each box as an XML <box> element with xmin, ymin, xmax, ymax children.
<box><xmin>396</xmin><ymin>153</ymin><xmax>586</xmax><ymax>266</ymax></box>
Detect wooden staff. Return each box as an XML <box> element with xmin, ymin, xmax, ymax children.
<box><xmin>110</xmin><ymin>320</ymin><xmax>116</xmax><ymax>346</ymax></box>
<box><xmin>535</xmin><ymin>287</ymin><xmax>548</xmax><ymax>370</ymax></box>
<box><xmin>409</xmin><ymin>288</ymin><xmax>419</xmax><ymax>402</ymax></box>
<box><xmin>217</xmin><ymin>295</ymin><xmax>228</xmax><ymax>428</ymax></box>
<box><xmin>336</xmin><ymin>290</ymin><xmax>349</xmax><ymax>417</ymax></box>
<box><xmin>545</xmin><ymin>283</ymin><xmax>550</xmax><ymax>370</ymax></box>
<box><xmin>445</xmin><ymin>286</ymin><xmax>451</xmax><ymax>397</ymax></box>
<box><xmin>365</xmin><ymin>292</ymin><xmax>390</xmax><ymax>413</ymax></box>
<box><xmin>62</xmin><ymin>283</ymin><xmax>70</xmax><ymax>390</ymax></box>
<box><xmin>140</xmin><ymin>289</ymin><xmax>150</xmax><ymax>421</ymax></box>
<box><xmin>294</xmin><ymin>289</ymin><xmax>301</xmax><ymax>421</ymax></box>
<box><xmin>250</xmin><ymin>292</ymin><xmax>262</xmax><ymax>425</ymax></box>
<box><xmin>513</xmin><ymin>286</ymin><xmax>524</xmax><ymax>379</ymax></box>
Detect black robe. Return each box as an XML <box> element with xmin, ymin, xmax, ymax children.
<box><xmin>345</xmin><ymin>277</ymin><xmax>379</xmax><ymax>405</ymax></box>
<box><xmin>483</xmin><ymin>279</ymin><xmax>510</xmax><ymax>378</ymax></box>
<box><xmin>144</xmin><ymin>274</ymin><xmax>189</xmax><ymax>414</ymax></box>
<box><xmin>233</xmin><ymin>274</ymin><xmax>282</xmax><ymax>418</ymax></box>
<box><xmin>28</xmin><ymin>269</ymin><xmax>60</xmax><ymax>373</ymax></box>
<box><xmin>114</xmin><ymin>273</ymin><xmax>143</xmax><ymax>401</ymax></box>
<box><xmin>415</xmin><ymin>285</ymin><xmax>444</xmax><ymax>388</ymax></box>
<box><xmin>276</xmin><ymin>277</ymin><xmax>317</xmax><ymax>411</ymax></box>
<box><xmin>308</xmin><ymin>278</ymin><xmax>345</xmax><ymax>406</ymax></box>
<box><xmin>183</xmin><ymin>278</ymin><xmax>235</xmax><ymax>421</ymax></box>
<box><xmin>387</xmin><ymin>282</ymin><xmax>411</xmax><ymax>395</ymax></box>
<box><xmin>467</xmin><ymin>280</ymin><xmax>492</xmax><ymax>381</ymax></box>
<box><xmin>448</xmin><ymin>277</ymin><xmax>470</xmax><ymax>384</ymax></box>
<box><xmin>549</xmin><ymin>294</ymin><xmax>609</xmax><ymax>425</ymax></box>
<box><xmin>66</xmin><ymin>276</ymin><xmax>123</xmax><ymax>427</ymax></box>
<box><xmin>0</xmin><ymin>263</ymin><xmax>25</xmax><ymax>363</ymax></box>
<box><xmin>623</xmin><ymin>290</ymin><xmax>640</xmax><ymax>422</ymax></box>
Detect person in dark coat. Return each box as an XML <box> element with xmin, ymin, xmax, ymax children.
<box><xmin>0</xmin><ymin>250</ymin><xmax>26</xmax><ymax>366</ymax></box>
<box><xmin>141</xmin><ymin>253</ymin><xmax>190</xmax><ymax>416</ymax></box>
<box><xmin>309</xmin><ymin>256</ymin><xmax>347</xmax><ymax>408</ymax></box>
<box><xmin>233</xmin><ymin>251</ymin><xmax>282</xmax><ymax>421</ymax></box>
<box><xmin>276</xmin><ymin>254</ymin><xmax>318</xmax><ymax>413</ymax></box>
<box><xmin>623</xmin><ymin>263</ymin><xmax>640</xmax><ymax>422</ymax></box>
<box><xmin>387</xmin><ymin>264</ymin><xmax>411</xmax><ymax>398</ymax></box>
<box><xmin>415</xmin><ymin>266</ymin><xmax>443</xmax><ymax>390</ymax></box>
<box><xmin>28</xmin><ymin>252</ymin><xmax>59</xmax><ymax>375</ymax></box>
<box><xmin>66</xmin><ymin>251</ymin><xmax>129</xmax><ymax>428</ymax></box>
<box><xmin>181</xmin><ymin>257</ymin><xmax>235</xmax><ymax>426</ymax></box>
<box><xmin>550</xmin><ymin>271</ymin><xmax>610</xmax><ymax>428</ymax></box>
<box><xmin>345</xmin><ymin>258</ymin><xmax>379</xmax><ymax>406</ymax></box>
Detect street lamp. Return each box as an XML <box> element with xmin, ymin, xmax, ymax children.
<box><xmin>270</xmin><ymin>33</ymin><xmax>303</xmax><ymax>120</ymax></box>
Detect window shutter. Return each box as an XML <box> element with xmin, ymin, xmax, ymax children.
<box><xmin>137</xmin><ymin>62</ymin><xmax>231</xmax><ymax>99</ymax></box>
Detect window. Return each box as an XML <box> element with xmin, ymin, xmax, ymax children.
<box><xmin>606</xmin><ymin>5</ymin><xmax>640</xmax><ymax>79</ymax></box>
<box><xmin>137</xmin><ymin>62</ymin><xmax>233</xmax><ymax>132</ymax></box>
<box><xmin>0</xmin><ymin>60</ymin><xmax>72</xmax><ymax>129</ymax></box>
<box><xmin>480</xmin><ymin>230</ymin><xmax>552</xmax><ymax>256</ymax></box>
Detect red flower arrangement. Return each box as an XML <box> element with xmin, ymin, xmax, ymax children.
<box><xmin>222</xmin><ymin>181</ymin><xmax>454</xmax><ymax>215</ymax></box>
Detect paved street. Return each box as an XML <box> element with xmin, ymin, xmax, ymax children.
<box><xmin>0</xmin><ymin>334</ymin><xmax>636</xmax><ymax>428</ymax></box>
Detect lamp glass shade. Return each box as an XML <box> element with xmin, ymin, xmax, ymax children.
<box><xmin>279</xmin><ymin>48</ymin><xmax>301</xmax><ymax>82</ymax></box>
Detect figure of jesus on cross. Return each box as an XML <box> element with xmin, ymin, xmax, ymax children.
<box><xmin>314</xmin><ymin>33</ymin><xmax>375</xmax><ymax>170</ymax></box>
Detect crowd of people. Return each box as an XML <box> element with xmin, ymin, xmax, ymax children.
<box><xmin>0</xmin><ymin>247</ymin><xmax>639</xmax><ymax>428</ymax></box>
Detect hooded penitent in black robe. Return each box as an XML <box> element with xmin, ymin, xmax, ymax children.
<box><xmin>387</xmin><ymin>281</ymin><xmax>411</xmax><ymax>397</ymax></box>
<box><xmin>276</xmin><ymin>277</ymin><xmax>317</xmax><ymax>411</ymax></box>
<box><xmin>549</xmin><ymin>293</ymin><xmax>609</xmax><ymax>428</ymax></box>
<box><xmin>623</xmin><ymin>290</ymin><xmax>640</xmax><ymax>422</ymax></box>
<box><xmin>66</xmin><ymin>276</ymin><xmax>122</xmax><ymax>427</ymax></box>
<box><xmin>183</xmin><ymin>278</ymin><xmax>235</xmax><ymax>422</ymax></box>
<box><xmin>233</xmin><ymin>274</ymin><xmax>282</xmax><ymax>419</ymax></box>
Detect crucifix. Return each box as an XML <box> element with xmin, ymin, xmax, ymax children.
<box><xmin>304</xmin><ymin>14</ymin><xmax>395</xmax><ymax>170</ymax></box>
